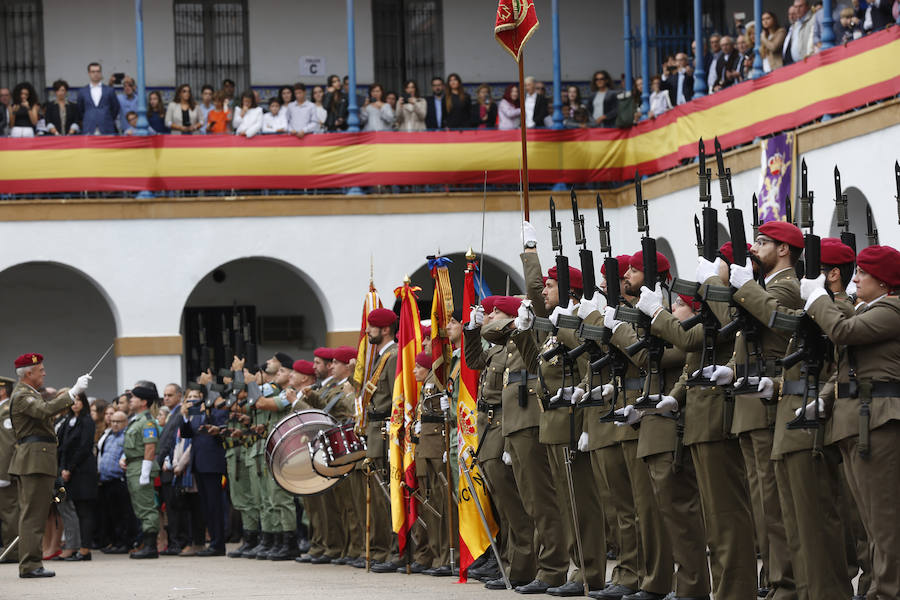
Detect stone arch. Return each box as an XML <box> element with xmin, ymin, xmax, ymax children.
<box><xmin>828</xmin><ymin>186</ymin><xmax>877</xmax><ymax>250</ymax></box>
<box><xmin>0</xmin><ymin>261</ymin><xmax>119</xmax><ymax>401</ymax></box>
<box><xmin>656</xmin><ymin>237</ymin><xmax>679</xmax><ymax>278</ymax></box>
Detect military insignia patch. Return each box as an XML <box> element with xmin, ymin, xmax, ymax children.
<box><xmin>142</xmin><ymin>424</ymin><xmax>157</xmax><ymax>439</ymax></box>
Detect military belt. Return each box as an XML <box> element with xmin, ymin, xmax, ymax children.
<box><xmin>506</xmin><ymin>371</ymin><xmax>537</xmax><ymax>384</ymax></box>
<box><xmin>735</xmin><ymin>361</ymin><xmax>782</xmax><ymax>379</ymax></box>
<box><xmin>17</xmin><ymin>435</ymin><xmax>55</xmax><ymax>444</ymax></box>
<box><xmin>367</xmin><ymin>410</ymin><xmax>390</xmax><ymax>420</ymax></box>
<box><xmin>420</xmin><ymin>415</ymin><xmax>445</xmax><ymax>424</ymax></box>
<box><xmin>837</xmin><ymin>381</ymin><xmax>900</xmax><ymax>399</ymax></box>
<box><xmin>781</xmin><ymin>380</ymin><xmax>812</xmax><ymax>396</ymax></box>
<box><xmin>477</xmin><ymin>401</ymin><xmax>500</xmax><ymax>413</ymax></box>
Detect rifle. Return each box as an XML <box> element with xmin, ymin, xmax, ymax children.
<box><xmin>543</xmin><ymin>197</ymin><xmax>576</xmax><ymax>407</ymax></box>
<box><xmin>221</xmin><ymin>313</ymin><xmax>233</xmax><ymax>373</ymax></box>
<box><xmin>564</xmin><ymin>193</ymin><xmax>599</xmax><ymax>363</ymax></box>
<box><xmin>865</xmin><ymin>205</ymin><xmax>879</xmax><ymax>246</ymax></box>
<box><xmin>833</xmin><ymin>166</ymin><xmax>856</xmax><ymax>253</ymax></box>
<box><xmin>233</xmin><ymin>303</ymin><xmax>245</xmax><ymax>361</ymax></box>
<box><xmin>752</xmin><ymin>193</ymin><xmax>761</xmax><ymax>241</ymax></box>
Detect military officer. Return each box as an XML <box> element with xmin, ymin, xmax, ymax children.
<box><xmin>225</xmin><ymin>382</ymin><xmax>260</xmax><ymax>558</ymax></box>
<box><xmin>121</xmin><ymin>382</ymin><xmax>161</xmax><ymax>559</ymax></box>
<box><xmin>241</xmin><ymin>363</ymin><xmax>275</xmax><ymax>559</ymax></box>
<box><xmin>0</xmin><ymin>375</ymin><xmax>21</xmax><ymax>564</ymax></box>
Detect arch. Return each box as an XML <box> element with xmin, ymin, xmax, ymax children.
<box><xmin>828</xmin><ymin>186</ymin><xmax>877</xmax><ymax>250</ymax></box>
<box><xmin>181</xmin><ymin>257</ymin><xmax>329</xmax><ymax>380</ymax></box>
<box><xmin>0</xmin><ymin>261</ymin><xmax>119</xmax><ymax>401</ymax></box>
<box><xmin>655</xmin><ymin>237</ymin><xmax>679</xmax><ymax>278</ymax></box>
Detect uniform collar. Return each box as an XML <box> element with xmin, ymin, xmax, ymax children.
<box><xmin>765</xmin><ymin>266</ymin><xmax>794</xmax><ymax>285</ymax></box>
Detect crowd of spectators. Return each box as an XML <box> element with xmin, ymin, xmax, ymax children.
<box><xmin>0</xmin><ymin>0</ymin><xmax>894</xmax><ymax>139</ymax></box>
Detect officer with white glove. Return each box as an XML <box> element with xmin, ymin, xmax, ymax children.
<box><xmin>439</xmin><ymin>395</ymin><xmax>450</xmax><ymax>412</ymax></box>
<box><xmin>733</xmin><ymin>376</ymin><xmax>774</xmax><ymax>399</ymax></box>
<box><xmin>549</xmin><ymin>299</ymin><xmax>576</xmax><ymax>327</ymax></box>
<box><xmin>695</xmin><ymin>256</ymin><xmax>724</xmax><ymax>283</ymax></box>
<box><xmin>577</xmin><ymin>293</ymin><xmax>606</xmax><ymax>320</ymax></box>
<box><xmin>800</xmin><ymin>273</ymin><xmax>830</xmax><ymax>310</ymax></box>
<box><xmin>515</xmin><ymin>299</ymin><xmax>535</xmax><ymax>330</ymax></box>
<box><xmin>523</xmin><ymin>221</ymin><xmax>539</xmax><ymax>248</ymax></box>
<box><xmin>69</xmin><ymin>373</ymin><xmax>92</xmax><ymax>399</ymax></box>
<box><xmin>636</xmin><ymin>283</ymin><xmax>664</xmax><ymax>319</ymax></box>
<box><xmin>139</xmin><ymin>459</ymin><xmax>153</xmax><ymax>485</ymax></box>
<box><xmin>590</xmin><ymin>383</ymin><xmax>615</xmax><ymax>400</ymax></box>
<box><xmin>690</xmin><ymin>364</ymin><xmax>735</xmax><ymax>385</ymax></box>
<box><xmin>577</xmin><ymin>432</ymin><xmax>590</xmax><ymax>452</ymax></box>
<box><xmin>467</xmin><ymin>305</ymin><xmax>484</xmax><ymax>330</ymax></box>
<box><xmin>603</xmin><ymin>306</ymin><xmax>623</xmax><ymax>333</ymax></box>
<box><xmin>414</xmin><ymin>421</ymin><xmax>422</xmax><ymax>435</ymax></box>
<box><xmin>647</xmin><ymin>394</ymin><xmax>679</xmax><ymax>413</ymax></box>
<box><xmin>550</xmin><ymin>386</ymin><xmax>585</xmax><ymax>405</ymax></box>
<box><xmin>614</xmin><ymin>404</ymin><xmax>642</xmax><ymax>426</ymax></box>
<box><xmin>729</xmin><ymin>258</ymin><xmax>755</xmax><ymax>289</ymax></box>
<box><xmin>501</xmin><ymin>451</ymin><xmax>512</xmax><ymax>465</ymax></box>
<box><xmin>795</xmin><ymin>397</ymin><xmax>826</xmax><ymax>420</ymax></box>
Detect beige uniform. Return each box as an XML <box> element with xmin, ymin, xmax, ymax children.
<box><xmin>0</xmin><ymin>391</ymin><xmax>20</xmax><ymax>562</ymax></box>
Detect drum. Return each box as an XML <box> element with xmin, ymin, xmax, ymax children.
<box><xmin>319</xmin><ymin>423</ymin><xmax>368</xmax><ymax>466</ymax></box>
<box><xmin>265</xmin><ymin>410</ymin><xmax>340</xmax><ymax>496</ymax></box>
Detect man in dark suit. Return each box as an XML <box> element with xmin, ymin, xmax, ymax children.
<box><xmin>156</xmin><ymin>383</ymin><xmax>188</xmax><ymax>555</ymax></box>
<box><xmin>179</xmin><ymin>383</ymin><xmax>227</xmax><ymax>556</ymax></box>
<box><xmin>665</xmin><ymin>52</ymin><xmax>695</xmax><ymax>106</ymax></box>
<box><xmin>714</xmin><ymin>36</ymin><xmax>741</xmax><ymax>91</ymax></box>
<box><xmin>424</xmin><ymin>76</ymin><xmax>445</xmax><ymax>130</ymax></box>
<box><xmin>76</xmin><ymin>62</ymin><xmax>120</xmax><ymax>135</ymax></box>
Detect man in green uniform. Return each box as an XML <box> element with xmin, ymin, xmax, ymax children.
<box><xmin>8</xmin><ymin>353</ymin><xmax>89</xmax><ymax>577</ymax></box>
<box><xmin>0</xmin><ymin>375</ymin><xmax>19</xmax><ymax>564</ymax></box>
<box><xmin>242</xmin><ymin>362</ymin><xmax>278</xmax><ymax>559</ymax></box>
<box><xmin>225</xmin><ymin>382</ymin><xmax>259</xmax><ymax>558</ymax></box>
<box><xmin>123</xmin><ymin>381</ymin><xmax>161</xmax><ymax>559</ymax></box>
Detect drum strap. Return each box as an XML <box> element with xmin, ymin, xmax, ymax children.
<box><xmin>323</xmin><ymin>390</ymin><xmax>345</xmax><ymax>415</ymax></box>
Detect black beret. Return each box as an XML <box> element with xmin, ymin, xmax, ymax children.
<box><xmin>275</xmin><ymin>352</ymin><xmax>294</xmax><ymax>368</ymax></box>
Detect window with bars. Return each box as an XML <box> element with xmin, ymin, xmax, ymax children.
<box><xmin>174</xmin><ymin>0</ymin><xmax>250</xmax><ymax>94</ymax></box>
<box><xmin>372</xmin><ymin>0</ymin><xmax>444</xmax><ymax>96</ymax></box>
<box><xmin>0</xmin><ymin>0</ymin><xmax>45</xmax><ymax>93</ymax></box>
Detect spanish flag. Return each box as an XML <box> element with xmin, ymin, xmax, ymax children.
<box><xmin>353</xmin><ymin>282</ymin><xmax>383</xmax><ymax>430</ymax></box>
<box><xmin>429</xmin><ymin>256</ymin><xmax>454</xmax><ymax>386</ymax></box>
<box><xmin>457</xmin><ymin>256</ymin><xmax>499</xmax><ymax>580</ymax></box>
<box><xmin>389</xmin><ymin>280</ymin><xmax>423</xmax><ymax>555</ymax></box>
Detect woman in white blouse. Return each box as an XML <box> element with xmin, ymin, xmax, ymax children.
<box><xmin>165</xmin><ymin>84</ymin><xmax>203</xmax><ymax>134</ymax></box>
<box><xmin>395</xmin><ymin>80</ymin><xmax>426</xmax><ymax>132</ymax></box>
<box><xmin>232</xmin><ymin>90</ymin><xmax>263</xmax><ymax>138</ymax></box>
<box><xmin>497</xmin><ymin>84</ymin><xmax>521</xmax><ymax>131</ymax></box>
<box><xmin>359</xmin><ymin>83</ymin><xmax>395</xmax><ymax>132</ymax></box>
<box><xmin>311</xmin><ymin>85</ymin><xmax>328</xmax><ymax>133</ymax></box>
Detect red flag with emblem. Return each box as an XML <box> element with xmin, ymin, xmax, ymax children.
<box><xmin>494</xmin><ymin>0</ymin><xmax>540</xmax><ymax>62</ymax></box>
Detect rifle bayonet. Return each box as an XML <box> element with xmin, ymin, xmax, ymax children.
<box><xmin>550</xmin><ymin>197</ymin><xmax>562</xmax><ymax>253</ymax></box>
<box><xmin>799</xmin><ymin>159</ymin><xmax>814</xmax><ymax>230</ymax></box>
<box><xmin>714</xmin><ymin>137</ymin><xmax>734</xmax><ymax>208</ymax></box>
<box><xmin>597</xmin><ymin>194</ymin><xmax>611</xmax><ymax>255</ymax></box>
<box><xmin>698</xmin><ymin>138</ymin><xmax>712</xmax><ymax>207</ymax></box>
<box><xmin>694</xmin><ymin>215</ymin><xmax>704</xmax><ymax>256</ymax></box>
<box><xmin>866</xmin><ymin>204</ymin><xmax>879</xmax><ymax>246</ymax></box>
<box><xmin>834</xmin><ymin>166</ymin><xmax>856</xmax><ymax>252</ymax></box>
<box><xmin>751</xmin><ymin>193</ymin><xmax>760</xmax><ymax>240</ymax></box>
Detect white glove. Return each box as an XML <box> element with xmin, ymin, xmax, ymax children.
<box><xmin>414</xmin><ymin>421</ymin><xmax>422</xmax><ymax>435</ymax></box>
<box><xmin>550</xmin><ymin>386</ymin><xmax>574</xmax><ymax>404</ymax></box>
<box><xmin>577</xmin><ymin>293</ymin><xmax>606</xmax><ymax>320</ymax></box>
<box><xmin>590</xmin><ymin>383</ymin><xmax>615</xmax><ymax>400</ymax></box>
<box><xmin>442</xmin><ymin>451</ymin><xmax>448</xmax><ymax>464</ymax></box>
<box><xmin>804</xmin><ymin>287</ymin><xmax>829</xmax><ymax>311</ymax></box>
<box><xmin>845</xmin><ymin>280</ymin><xmax>857</xmax><ymax>297</ymax></box>
<box><xmin>139</xmin><ymin>459</ymin><xmax>153</xmax><ymax>486</ymax></box>
<box><xmin>734</xmin><ymin>376</ymin><xmax>774</xmax><ymax>399</ymax></box>
<box><xmin>571</xmin><ymin>387</ymin><xmax>586</xmax><ymax>404</ymax></box>
<box><xmin>636</xmin><ymin>283</ymin><xmax>664</xmax><ymax>318</ymax></box>
<box><xmin>691</xmin><ymin>364</ymin><xmax>734</xmax><ymax>385</ymax></box>
<box><xmin>439</xmin><ymin>395</ymin><xmax>450</xmax><ymax>412</ymax></box>
<box><xmin>696</xmin><ymin>256</ymin><xmax>723</xmax><ymax>283</ymax></box>
<box><xmin>163</xmin><ymin>456</ymin><xmax>172</xmax><ymax>471</ymax></box>
<box><xmin>522</xmin><ymin>221</ymin><xmax>538</xmax><ymax>247</ymax></box>
<box><xmin>614</xmin><ymin>404</ymin><xmax>642</xmax><ymax>426</ymax></box>
<box><xmin>549</xmin><ymin>299</ymin><xmax>576</xmax><ymax>326</ymax></box>
<box><xmin>501</xmin><ymin>451</ymin><xmax>512</xmax><ymax>465</ymax></box>
<box><xmin>729</xmin><ymin>258</ymin><xmax>754</xmax><ymax>289</ymax></box>
<box><xmin>603</xmin><ymin>306</ymin><xmax>623</xmax><ymax>333</ymax></box>
<box><xmin>800</xmin><ymin>273</ymin><xmax>826</xmax><ymax>300</ymax></box>
<box><xmin>577</xmin><ymin>432</ymin><xmax>589</xmax><ymax>452</ymax></box>
<box><xmin>69</xmin><ymin>373</ymin><xmax>92</xmax><ymax>398</ymax></box>
<box><xmin>650</xmin><ymin>394</ymin><xmax>679</xmax><ymax>413</ymax></box>
<box><xmin>467</xmin><ymin>305</ymin><xmax>485</xmax><ymax>330</ymax></box>
<box><xmin>795</xmin><ymin>398</ymin><xmax>825</xmax><ymax>420</ymax></box>
<box><xmin>515</xmin><ymin>300</ymin><xmax>534</xmax><ymax>331</ymax></box>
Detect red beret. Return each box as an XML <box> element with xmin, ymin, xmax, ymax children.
<box><xmin>415</xmin><ymin>351</ymin><xmax>433</xmax><ymax>370</ymax></box>
<box><xmin>332</xmin><ymin>346</ymin><xmax>357</xmax><ymax>364</ymax></box>
<box><xmin>421</xmin><ymin>325</ymin><xmax>431</xmax><ymax>338</ymax></box>
<box><xmin>856</xmin><ymin>245</ymin><xmax>900</xmax><ymax>288</ymax></box>
<box><xmin>14</xmin><ymin>353</ymin><xmax>43</xmax><ymax>369</ymax></box>
<box><xmin>367</xmin><ymin>308</ymin><xmax>398</xmax><ymax>328</ymax></box>
<box><xmin>313</xmin><ymin>347</ymin><xmax>334</xmax><ymax>360</ymax></box>
<box><xmin>600</xmin><ymin>255</ymin><xmax>631</xmax><ymax>279</ymax></box>
<box><xmin>759</xmin><ymin>221</ymin><xmax>804</xmax><ymax>249</ymax></box>
<box><xmin>628</xmin><ymin>251</ymin><xmax>672</xmax><ymax>277</ymax></box>
<box><xmin>481</xmin><ymin>296</ymin><xmax>498</xmax><ymax>313</ymax></box>
<box><xmin>492</xmin><ymin>295</ymin><xmax>522</xmax><ymax>317</ymax></box>
<box><xmin>676</xmin><ymin>294</ymin><xmax>702</xmax><ymax>312</ymax></box>
<box><xmin>820</xmin><ymin>238</ymin><xmax>855</xmax><ymax>265</ymax></box>
<box><xmin>546</xmin><ymin>266</ymin><xmax>583</xmax><ymax>291</ymax></box>
<box><xmin>719</xmin><ymin>242</ymin><xmax>752</xmax><ymax>265</ymax></box>
<box><xmin>292</xmin><ymin>360</ymin><xmax>315</xmax><ymax>376</ymax></box>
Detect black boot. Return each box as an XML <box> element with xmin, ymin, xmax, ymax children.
<box><xmin>245</xmin><ymin>531</ymin><xmax>273</xmax><ymax>559</ymax></box>
<box><xmin>262</xmin><ymin>532</ymin><xmax>282</xmax><ymax>560</ymax></box>
<box><xmin>270</xmin><ymin>531</ymin><xmax>299</xmax><ymax>561</ymax></box>
<box><xmin>129</xmin><ymin>533</ymin><xmax>159</xmax><ymax>559</ymax></box>
<box><xmin>228</xmin><ymin>530</ymin><xmax>258</xmax><ymax>558</ymax></box>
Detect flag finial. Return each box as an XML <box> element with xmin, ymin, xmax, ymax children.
<box><xmin>466</xmin><ymin>247</ymin><xmax>476</xmax><ymax>260</ymax></box>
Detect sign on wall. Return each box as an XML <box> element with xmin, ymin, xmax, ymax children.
<box><xmin>299</xmin><ymin>56</ymin><xmax>326</xmax><ymax>77</ymax></box>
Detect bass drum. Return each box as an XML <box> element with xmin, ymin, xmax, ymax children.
<box><xmin>265</xmin><ymin>410</ymin><xmax>340</xmax><ymax>496</ymax></box>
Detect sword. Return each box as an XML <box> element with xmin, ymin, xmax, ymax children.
<box><xmin>563</xmin><ymin>447</ymin><xmax>588</xmax><ymax>595</ymax></box>
<box><xmin>87</xmin><ymin>343</ymin><xmax>115</xmax><ymax>376</ymax></box>
<box><xmin>371</xmin><ymin>467</ymin><xmax>428</xmax><ymax>530</ymax></box>
<box><xmin>0</xmin><ymin>486</ymin><xmax>66</xmax><ymax>562</ymax></box>
<box><xmin>461</xmin><ymin>450</ymin><xmax>511</xmax><ymax>589</ymax></box>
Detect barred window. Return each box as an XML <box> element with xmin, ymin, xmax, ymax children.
<box><xmin>0</xmin><ymin>0</ymin><xmax>45</xmax><ymax>93</ymax></box>
<box><xmin>372</xmin><ymin>0</ymin><xmax>444</xmax><ymax>96</ymax></box>
<box><xmin>174</xmin><ymin>0</ymin><xmax>250</xmax><ymax>94</ymax></box>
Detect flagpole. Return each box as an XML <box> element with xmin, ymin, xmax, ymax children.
<box><xmin>517</xmin><ymin>57</ymin><xmax>531</xmax><ymax>222</ymax></box>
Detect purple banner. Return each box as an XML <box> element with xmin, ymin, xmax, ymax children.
<box><xmin>758</xmin><ymin>132</ymin><xmax>794</xmax><ymax>223</ymax></box>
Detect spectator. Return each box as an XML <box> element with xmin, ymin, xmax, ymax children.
<box><xmin>497</xmin><ymin>84</ymin><xmax>521</xmax><ymax>131</ymax></box>
<box><xmin>0</xmin><ymin>87</ymin><xmax>9</xmax><ymax>135</ymax></box>
<box><xmin>534</xmin><ymin>80</ymin><xmax>552</xmax><ymax>127</ymax></box>
<box><xmin>784</xmin><ymin>0</ymin><xmax>816</xmax><ymax>65</ymax></box>
<box><xmin>471</xmin><ymin>83</ymin><xmax>497</xmax><ymax>128</ymax></box>
<box><xmin>123</xmin><ymin>111</ymin><xmax>157</xmax><ymax>135</ymax></box>
<box><xmin>169</xmin><ymin>388</ymin><xmax>207</xmax><ymax>556</ymax></box>
<box><xmin>44</xmin><ymin>79</ymin><xmax>80</xmax><ymax>136</ymax></box>
<box><xmin>285</xmin><ymin>83</ymin><xmax>318</xmax><ymax>138</ymax></box>
<box><xmin>76</xmin><ymin>62</ymin><xmax>120</xmax><ymax>135</ymax></box>
<box><xmin>97</xmin><ymin>409</ymin><xmax>135</xmax><ymax>554</ymax></box>
<box><xmin>564</xmin><ymin>105</ymin><xmax>590</xmax><ymax>129</ymax></box>
<box><xmin>384</xmin><ymin>91</ymin><xmax>397</xmax><ymax>114</ymax></box>
<box><xmin>206</xmin><ymin>91</ymin><xmax>230</xmax><ymax>134</ymax></box>
<box><xmin>221</xmin><ymin>78</ymin><xmax>236</xmax><ymax>111</ymax></box>
<box><xmin>324</xmin><ymin>86</ymin><xmax>348</xmax><ymax>132</ymax></box>
<box><xmin>232</xmin><ymin>90</ymin><xmax>263</xmax><ymax>138</ymax></box>
<box><xmin>665</xmin><ymin>52</ymin><xmax>694</xmax><ymax>106</ymax></box>
<box><xmin>360</xmin><ymin>83</ymin><xmax>395</xmax><ymax>132</ymax></box>
<box><xmin>89</xmin><ymin>398</ymin><xmax>109</xmax><ymax>445</ymax></box>
<box><xmin>838</xmin><ymin>7</ymin><xmax>864</xmax><ymax>43</ymax></box>
<box><xmin>55</xmin><ymin>392</ymin><xmax>97</xmax><ymax>561</ymax></box>
<box><xmin>396</xmin><ymin>79</ymin><xmax>427</xmax><ymax>132</ymax></box>
<box><xmin>157</xmin><ymin>405</ymin><xmax>170</xmax><ymax>428</ymax></box>
<box><xmin>862</xmin><ymin>0</ymin><xmax>894</xmax><ymax>33</ymax></box>
<box><xmin>116</xmin><ymin>76</ymin><xmax>138</xmax><ymax>133</ymax></box>
<box><xmin>7</xmin><ymin>82</ymin><xmax>40</xmax><ymax>137</ymax></box>
<box><xmin>424</xmin><ymin>76</ymin><xmax>445</xmax><ymax>129</ymax></box>
<box><xmin>166</xmin><ymin>84</ymin><xmax>203</xmax><ymax>135</ymax></box>
<box><xmin>713</xmin><ymin>36</ymin><xmax>741</xmax><ymax>91</ymax></box>
<box><xmin>705</xmin><ymin>34</ymin><xmax>723</xmax><ymax>92</ymax></box>
<box><xmin>562</xmin><ymin>85</ymin><xmax>584</xmax><ymax>124</ymax></box>
<box><xmin>262</xmin><ymin>97</ymin><xmax>288</xmax><ymax>133</ymax></box>
<box><xmin>277</xmin><ymin>85</ymin><xmax>294</xmax><ymax>107</ymax></box>
<box><xmin>443</xmin><ymin>73</ymin><xmax>471</xmax><ymax>129</ymax></box>
<box><xmin>522</xmin><ymin>76</ymin><xmax>548</xmax><ymax>129</ymax></box>
<box><xmin>649</xmin><ymin>76</ymin><xmax>673</xmax><ymax>117</ymax></box>
<box><xmin>197</xmin><ymin>85</ymin><xmax>215</xmax><ymax>134</ymax></box>
<box><xmin>589</xmin><ymin>70</ymin><xmax>617</xmax><ymax>127</ymax></box>
<box><xmin>759</xmin><ymin>11</ymin><xmax>787</xmax><ymax>72</ymax></box>
<box><xmin>310</xmin><ymin>85</ymin><xmax>328</xmax><ymax>133</ymax></box>
<box><xmin>147</xmin><ymin>91</ymin><xmax>169</xmax><ymax>134</ymax></box>
<box><xmin>736</xmin><ymin>35</ymin><xmax>754</xmax><ymax>80</ymax></box>
<box><xmin>326</xmin><ymin>74</ymin><xmax>341</xmax><ymax>94</ymax></box>
<box><xmin>179</xmin><ymin>385</ymin><xmax>228</xmax><ymax>556</ymax></box>
<box><xmin>157</xmin><ymin>384</ymin><xmax>187</xmax><ymax>556</ymax></box>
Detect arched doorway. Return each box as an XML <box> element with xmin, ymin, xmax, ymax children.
<box><xmin>181</xmin><ymin>258</ymin><xmax>328</xmax><ymax>381</ymax></box>
<box><xmin>829</xmin><ymin>186</ymin><xmax>877</xmax><ymax>250</ymax></box>
<box><xmin>0</xmin><ymin>262</ymin><xmax>118</xmax><ymax>401</ymax></box>
<box><xmin>656</xmin><ymin>238</ymin><xmax>679</xmax><ymax>278</ymax></box>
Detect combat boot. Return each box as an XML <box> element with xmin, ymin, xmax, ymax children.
<box><xmin>262</xmin><ymin>532</ymin><xmax>282</xmax><ymax>560</ymax></box>
<box><xmin>270</xmin><ymin>531</ymin><xmax>299</xmax><ymax>561</ymax></box>
<box><xmin>129</xmin><ymin>533</ymin><xmax>159</xmax><ymax>559</ymax></box>
<box><xmin>228</xmin><ymin>530</ymin><xmax>258</xmax><ymax>558</ymax></box>
<box><xmin>244</xmin><ymin>531</ymin><xmax>273</xmax><ymax>559</ymax></box>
